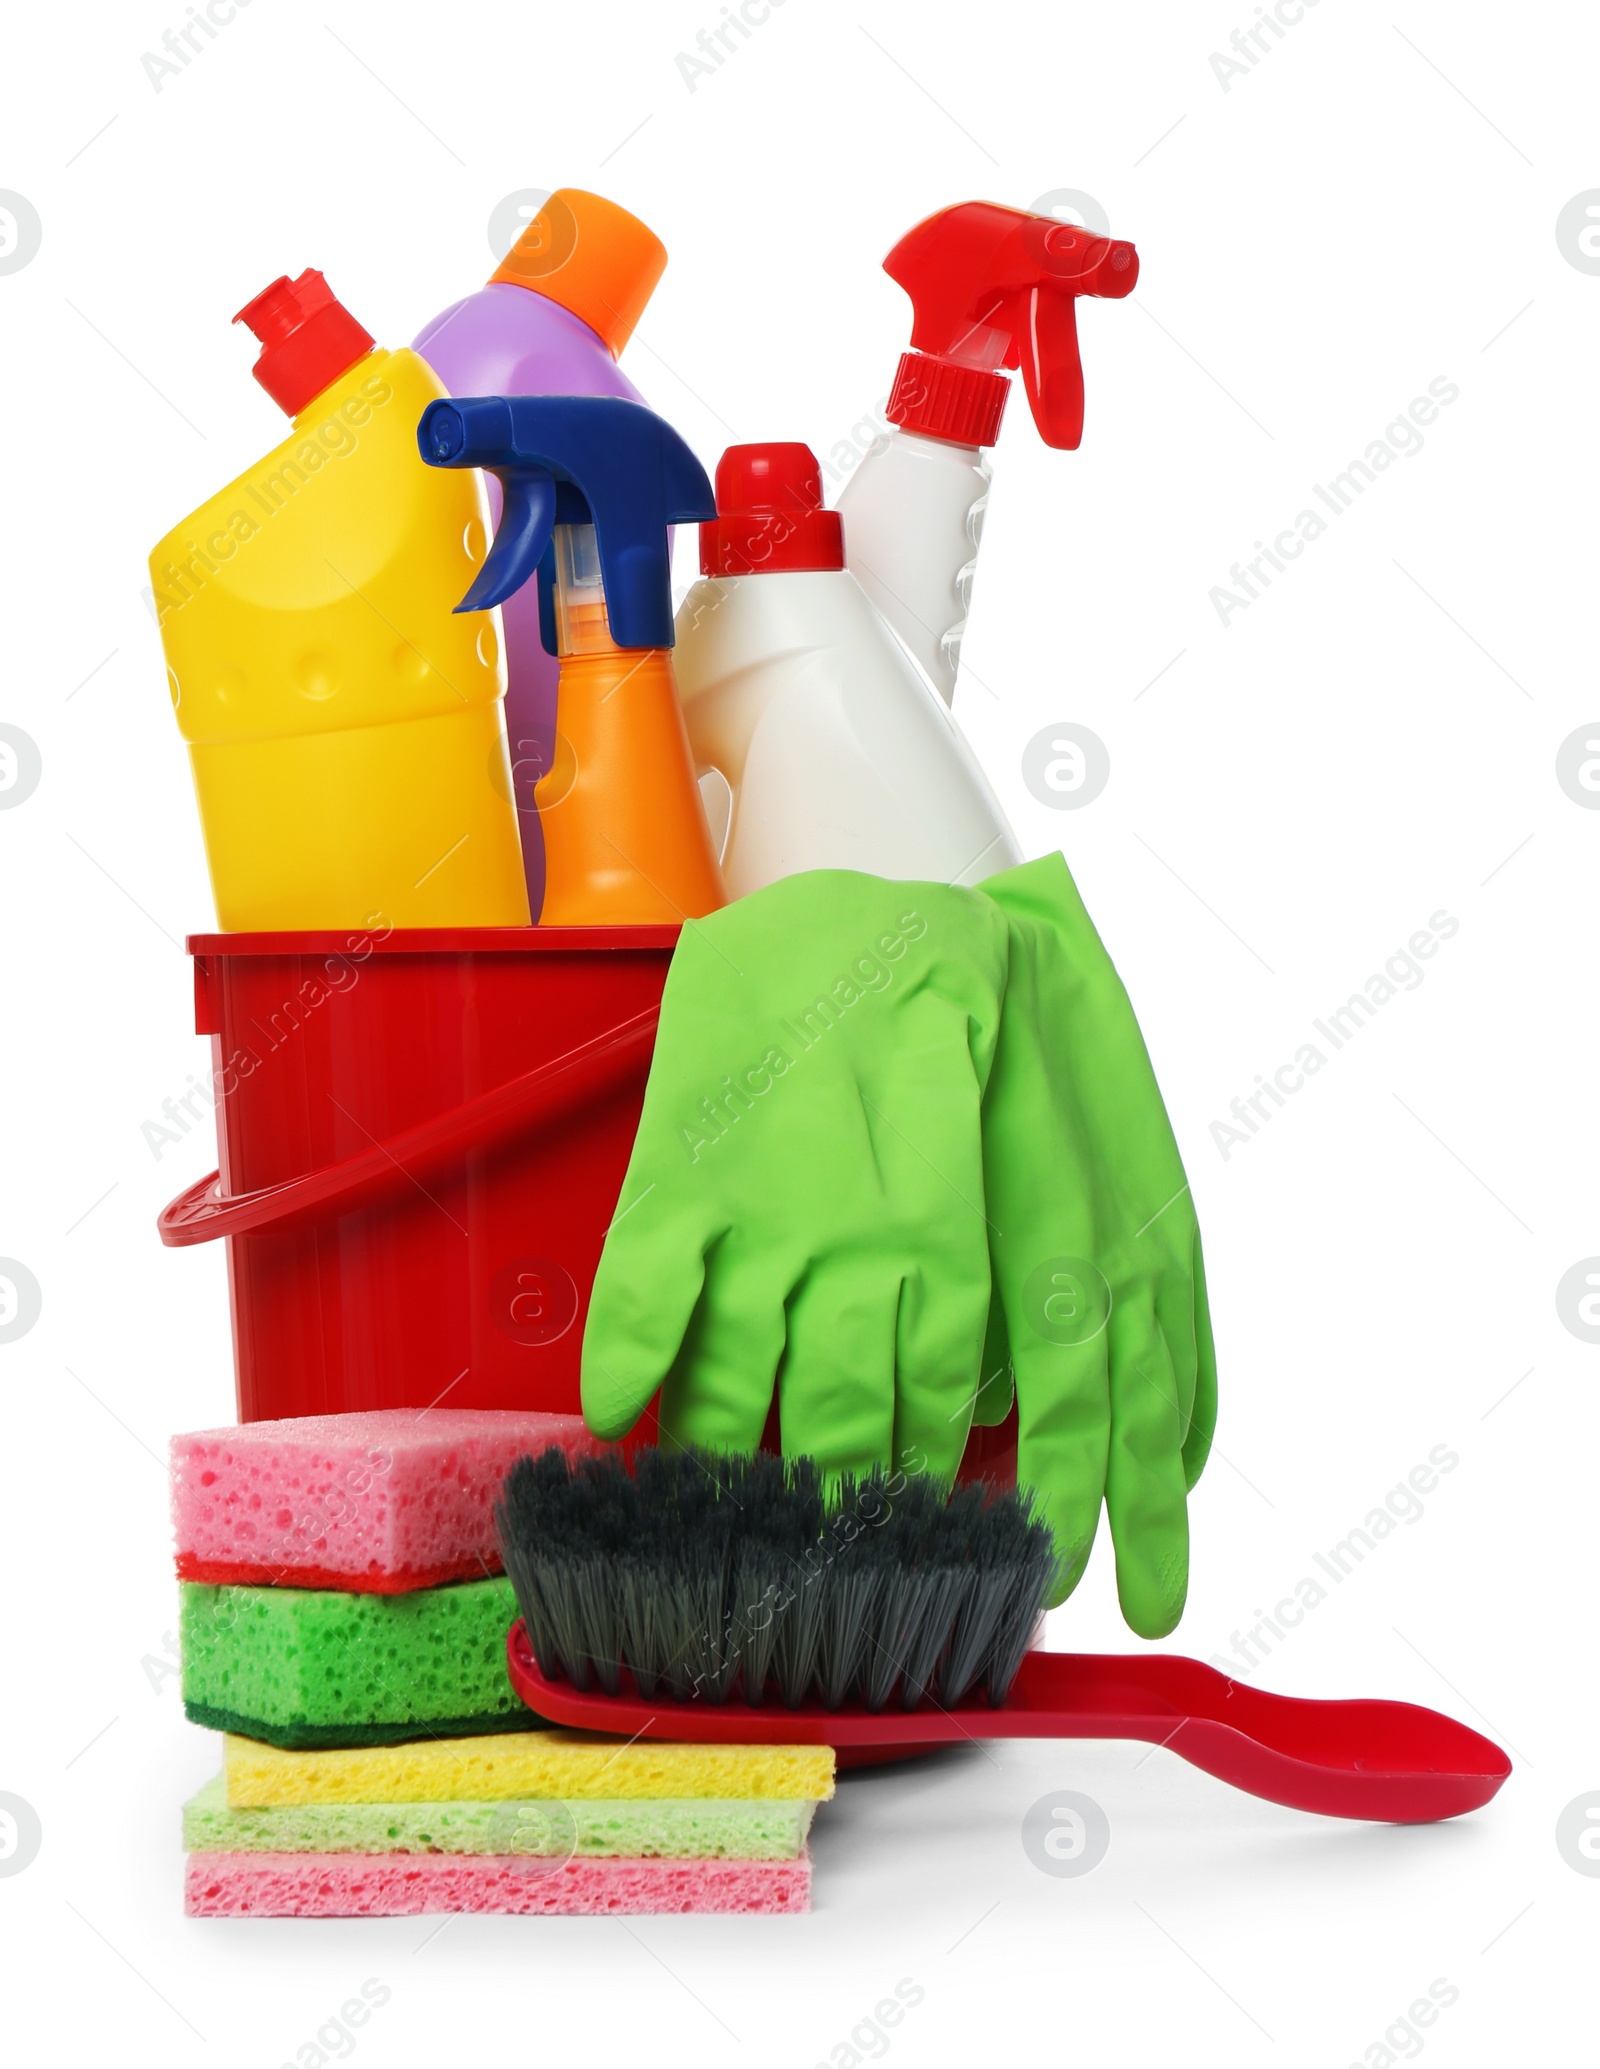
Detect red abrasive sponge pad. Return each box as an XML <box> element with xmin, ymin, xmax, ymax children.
<box><xmin>184</xmin><ymin>1848</ymin><xmax>811</xmax><ymax>1917</ymax></box>
<box><xmin>171</xmin><ymin>1409</ymin><xmax>601</xmax><ymax>1593</ymax></box>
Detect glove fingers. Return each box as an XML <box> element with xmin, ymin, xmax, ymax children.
<box><xmin>1149</xmin><ymin>1210</ymin><xmax>1200</xmax><ymax>1440</ymax></box>
<box><xmin>657</xmin><ymin>1235</ymin><xmax>794</xmax><ymax>1458</ymax></box>
<box><xmin>1009</xmin><ymin>1322</ymin><xmax>1111</xmax><ymax>1611</ymax></box>
<box><xmin>1183</xmin><ymin>1229</ymin><xmax>1219</xmax><ymax>1490</ymax></box>
<box><xmin>778</xmin><ymin>1262</ymin><xmax>902</xmax><ymax>1480</ymax></box>
<box><xmin>970</xmin><ymin>1292</ymin><xmax>1016</xmax><ymax>1429</ymax></box>
<box><xmin>581</xmin><ymin>1195</ymin><xmax>709</xmax><ymax>1441</ymax></box>
<box><xmin>1105</xmin><ymin>1290</ymin><xmax>1191</xmax><ymax>1638</ymax></box>
<box><xmin>891</xmin><ymin>1262</ymin><xmax>994</xmax><ymax>1483</ymax></box>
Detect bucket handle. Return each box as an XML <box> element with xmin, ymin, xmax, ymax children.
<box><xmin>157</xmin><ymin>1004</ymin><xmax>660</xmax><ymax>1249</ymax></box>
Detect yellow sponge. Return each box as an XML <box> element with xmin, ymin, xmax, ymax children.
<box><xmin>225</xmin><ymin>1731</ymin><xmax>836</xmax><ymax>1808</ymax></box>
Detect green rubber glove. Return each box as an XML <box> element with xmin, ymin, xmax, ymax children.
<box><xmin>581</xmin><ymin>872</ymin><xmax>1011</xmax><ymax>1478</ymax></box>
<box><xmin>980</xmin><ymin>852</ymin><xmax>1217</xmax><ymax>1637</ymax></box>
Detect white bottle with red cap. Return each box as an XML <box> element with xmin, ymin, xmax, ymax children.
<box><xmin>674</xmin><ymin>443</ymin><xmax>1021</xmax><ymax>899</ymax></box>
<box><xmin>837</xmin><ymin>201</ymin><xmax>1139</xmax><ymax>706</ymax></box>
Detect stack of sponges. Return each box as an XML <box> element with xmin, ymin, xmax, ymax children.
<box><xmin>184</xmin><ymin>1731</ymin><xmax>832</xmax><ymax>1916</ymax></box>
<box><xmin>173</xmin><ymin>1408</ymin><xmax>832</xmax><ymax>1915</ymax></box>
<box><xmin>172</xmin><ymin>1410</ymin><xmax>598</xmax><ymax>1746</ymax></box>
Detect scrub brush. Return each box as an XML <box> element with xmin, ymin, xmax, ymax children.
<box><xmin>495</xmin><ymin>1448</ymin><xmax>1512</xmax><ymax>1825</ymax></box>
<box><xmin>496</xmin><ymin>1446</ymin><xmax>1059</xmax><ymax>1715</ymax></box>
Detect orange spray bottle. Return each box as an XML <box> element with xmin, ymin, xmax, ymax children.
<box><xmin>418</xmin><ymin>396</ymin><xmax>725</xmax><ymax>925</ymax></box>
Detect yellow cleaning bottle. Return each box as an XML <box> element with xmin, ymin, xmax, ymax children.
<box><xmin>149</xmin><ymin>270</ymin><xmax>530</xmax><ymax>931</ymax></box>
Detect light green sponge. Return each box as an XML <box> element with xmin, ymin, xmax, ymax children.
<box><xmin>181</xmin><ymin>1774</ymin><xmax>816</xmax><ymax>1859</ymax></box>
<box><xmin>180</xmin><ymin>1576</ymin><xmax>526</xmax><ymax>1749</ymax></box>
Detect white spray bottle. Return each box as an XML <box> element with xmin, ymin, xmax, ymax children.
<box><xmin>836</xmin><ymin>200</ymin><xmax>1138</xmax><ymax>706</ymax></box>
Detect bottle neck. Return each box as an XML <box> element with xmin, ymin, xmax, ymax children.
<box><xmin>551</xmin><ymin>523</ymin><xmax>616</xmax><ymax>656</ymax></box>
<box><xmin>887</xmin><ymin>350</ymin><xmax>1008</xmax><ymax>450</ymax></box>
<box><xmin>289</xmin><ymin>346</ymin><xmax>384</xmax><ymax>429</ymax></box>
<box><xmin>549</xmin><ymin>521</ymin><xmax>675</xmax><ymax>660</ymax></box>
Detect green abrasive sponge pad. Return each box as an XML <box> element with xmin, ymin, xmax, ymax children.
<box><xmin>180</xmin><ymin>1576</ymin><xmax>526</xmax><ymax>1749</ymax></box>
<box><xmin>182</xmin><ymin>1774</ymin><xmax>816</xmax><ymax>1859</ymax></box>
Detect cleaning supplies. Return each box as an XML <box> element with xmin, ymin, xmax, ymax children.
<box><xmin>149</xmin><ymin>269</ymin><xmax>529</xmax><ymax>930</ymax></box>
<box><xmin>577</xmin><ymin>864</ymin><xmax>1214</xmax><ymax>1636</ymax></box>
<box><xmin>180</xmin><ymin>1575</ymin><xmax>525</xmax><ymax>1747</ymax></box>
<box><xmin>170</xmin><ymin>1418</ymin><xmax>569</xmax><ymax>1748</ymax></box>
<box><xmin>501</xmin><ymin>1450</ymin><xmax>1055</xmax><ymax>1709</ymax></box>
<box><xmin>413</xmin><ymin>189</ymin><xmax>667</xmax><ymax>917</ymax></box>
<box><xmin>171</xmin><ymin>1401</ymin><xmax>834</xmax><ymax>1917</ymax></box>
<box><xmin>205</xmin><ymin>1721</ymin><xmax>832</xmax><ymax>1908</ymax></box>
<box><xmin>171</xmin><ymin>1409</ymin><xmax>600</xmax><ymax>1590</ymax></box>
<box><xmin>224</xmin><ymin>1729</ymin><xmax>835</xmax><ymax>1806</ymax></box>
<box><xmin>676</xmin><ymin>443</ymin><xmax>1022</xmax><ymax>894</ymax></box>
<box><xmin>185</xmin><ymin>1850</ymin><xmax>812</xmax><ymax>1917</ymax></box>
<box><xmin>512</xmin><ymin>1627</ymin><xmax>1510</xmax><ymax>1825</ymax></box>
<box><xmin>980</xmin><ymin>853</ymin><xmax>1215</xmax><ymax>1637</ymax></box>
<box><xmin>837</xmin><ymin>201</ymin><xmax>1138</xmax><ymax>705</ymax></box>
<box><xmin>498</xmin><ymin>1450</ymin><xmax>1514</xmax><ymax>1826</ymax></box>
<box><xmin>182</xmin><ymin>1771</ymin><xmax>819</xmax><ymax>1860</ymax></box>
<box><xmin>577</xmin><ymin>871</ymin><xmax>1011</xmax><ymax>1474</ymax></box>
<box><xmin>418</xmin><ymin>395</ymin><xmax>725</xmax><ymax>925</ymax></box>
<box><xmin>160</xmin><ymin>924</ymin><xmax>677</xmax><ymax>1425</ymax></box>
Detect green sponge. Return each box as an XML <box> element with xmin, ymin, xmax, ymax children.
<box><xmin>181</xmin><ymin>1774</ymin><xmax>816</xmax><ymax>1859</ymax></box>
<box><xmin>180</xmin><ymin>1576</ymin><xmax>527</xmax><ymax>1749</ymax></box>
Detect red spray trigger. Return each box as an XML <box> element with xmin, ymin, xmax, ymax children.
<box><xmin>881</xmin><ymin>201</ymin><xmax>1138</xmax><ymax>451</ymax></box>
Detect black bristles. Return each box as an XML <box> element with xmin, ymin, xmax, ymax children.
<box><xmin>986</xmin><ymin>1497</ymin><xmax>1062</xmax><ymax>1706</ymax></box>
<box><xmin>769</xmin><ymin>1554</ymin><xmax>829</xmax><ymax>1710</ymax></box>
<box><xmin>861</xmin><ymin>1476</ymin><xmax>945</xmax><ymax>1712</ymax></box>
<box><xmin>938</xmin><ymin>1485</ymin><xmax>1016</xmax><ymax>1706</ymax></box>
<box><xmin>493</xmin><ymin>1447</ymin><xmax>1059</xmax><ymax>1714</ymax></box>
<box><xmin>814</xmin><ymin>1489</ymin><xmax>885</xmax><ymax>1711</ymax></box>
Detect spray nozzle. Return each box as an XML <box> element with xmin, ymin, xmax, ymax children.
<box><xmin>881</xmin><ymin>200</ymin><xmax>1139</xmax><ymax>451</ymax></box>
<box><xmin>417</xmin><ymin>395</ymin><xmax>715</xmax><ymax>650</ymax></box>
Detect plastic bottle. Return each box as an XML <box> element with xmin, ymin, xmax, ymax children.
<box><xmin>418</xmin><ymin>395</ymin><xmax>725</xmax><ymax>926</ymax></box>
<box><xmin>837</xmin><ymin>201</ymin><xmax>1138</xmax><ymax>705</ymax></box>
<box><xmin>412</xmin><ymin>189</ymin><xmax>667</xmax><ymax>919</ymax></box>
<box><xmin>675</xmin><ymin>443</ymin><xmax>1021</xmax><ymax>897</ymax></box>
<box><xmin>149</xmin><ymin>269</ymin><xmax>529</xmax><ymax>932</ymax></box>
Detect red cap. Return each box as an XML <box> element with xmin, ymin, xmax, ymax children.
<box><xmin>700</xmin><ymin>444</ymin><xmax>844</xmax><ymax>576</ymax></box>
<box><xmin>887</xmin><ymin>352</ymin><xmax>1010</xmax><ymax>448</ymax></box>
<box><xmin>233</xmin><ymin>270</ymin><xmax>375</xmax><ymax>418</ymax></box>
<box><xmin>882</xmin><ymin>202</ymin><xmax>1138</xmax><ymax>449</ymax></box>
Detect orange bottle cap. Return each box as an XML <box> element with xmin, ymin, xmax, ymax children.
<box><xmin>489</xmin><ymin>189</ymin><xmax>666</xmax><ymax>360</ymax></box>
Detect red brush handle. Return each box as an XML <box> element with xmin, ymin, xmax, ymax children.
<box><xmin>506</xmin><ymin>1623</ymin><xmax>1509</xmax><ymax>1824</ymax></box>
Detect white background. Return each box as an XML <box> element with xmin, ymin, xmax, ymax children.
<box><xmin>2</xmin><ymin>0</ymin><xmax>1596</xmax><ymax>2061</ymax></box>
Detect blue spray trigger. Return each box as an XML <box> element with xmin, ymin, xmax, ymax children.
<box><xmin>456</xmin><ymin>467</ymin><xmax>558</xmax><ymax>615</ymax></box>
<box><xmin>536</xmin><ymin>545</ymin><xmax>558</xmax><ymax>661</ymax></box>
<box><xmin>417</xmin><ymin>395</ymin><xmax>715</xmax><ymax>650</ymax></box>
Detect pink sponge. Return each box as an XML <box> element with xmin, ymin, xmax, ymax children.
<box><xmin>172</xmin><ymin>1410</ymin><xmax>600</xmax><ymax>1593</ymax></box>
<box><xmin>185</xmin><ymin>1850</ymin><xmax>810</xmax><ymax>1916</ymax></box>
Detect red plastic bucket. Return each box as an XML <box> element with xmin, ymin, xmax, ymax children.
<box><xmin>159</xmin><ymin>922</ymin><xmax>678</xmax><ymax>1422</ymax></box>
